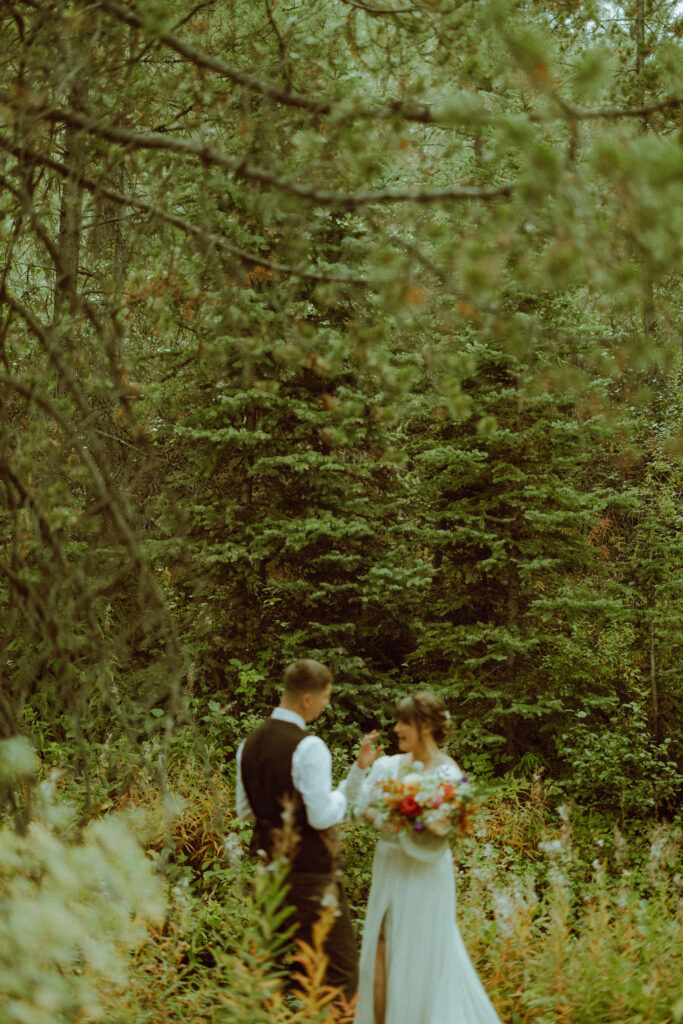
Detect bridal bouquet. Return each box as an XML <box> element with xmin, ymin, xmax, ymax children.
<box><xmin>363</xmin><ymin>764</ymin><xmax>475</xmax><ymax>844</ymax></box>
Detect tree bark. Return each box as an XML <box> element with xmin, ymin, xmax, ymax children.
<box><xmin>55</xmin><ymin>122</ymin><xmax>83</xmax><ymax>312</ymax></box>
<box><xmin>650</xmin><ymin>614</ymin><xmax>660</xmax><ymax>744</ymax></box>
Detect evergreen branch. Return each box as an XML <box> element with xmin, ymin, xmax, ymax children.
<box><xmin>336</xmin><ymin>0</ymin><xmax>417</xmax><ymax>14</ymax></box>
<box><xmin>553</xmin><ymin>93</ymin><xmax>683</xmax><ymax>121</ymax></box>
<box><xmin>52</xmin><ymin>4</ymin><xmax>680</xmax><ymax>141</ymax></box>
<box><xmin>0</xmin><ymin>342</ymin><xmax>185</xmax><ymax>761</ymax></box>
<box><xmin>263</xmin><ymin>0</ymin><xmax>293</xmax><ymax>91</ymax></box>
<box><xmin>0</xmin><ymin>101</ymin><xmax>515</xmax><ymax>207</ymax></box>
<box><xmin>95</xmin><ymin>0</ymin><xmax>436</xmax><ymax>124</ymax></box>
<box><xmin>0</xmin><ymin>139</ymin><xmax>368</xmax><ymax>284</ymax></box>
<box><xmin>0</xmin><ymin>294</ymin><xmax>170</xmax><ymax>630</ymax></box>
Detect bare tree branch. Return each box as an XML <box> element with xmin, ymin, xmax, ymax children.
<box><xmin>96</xmin><ymin>0</ymin><xmax>436</xmax><ymax>124</ymax></box>
<box><xmin>554</xmin><ymin>93</ymin><xmax>683</xmax><ymax>121</ymax></box>
<box><xmin>171</xmin><ymin>0</ymin><xmax>215</xmax><ymax>33</ymax></box>
<box><xmin>0</xmin><ymin>139</ymin><xmax>369</xmax><ymax>284</ymax></box>
<box><xmin>0</xmin><ymin>460</ymin><xmax>68</xmax><ymax>571</ymax></box>
<box><xmin>336</xmin><ymin>0</ymin><xmax>417</xmax><ymax>14</ymax></box>
<box><xmin>0</xmin><ymin>100</ymin><xmax>516</xmax><ymax>207</ymax></box>
<box><xmin>0</xmin><ymin>293</ymin><xmax>163</xmax><ymax>596</ymax></box>
<box><xmin>263</xmin><ymin>0</ymin><xmax>292</xmax><ymax>91</ymax></box>
<box><xmin>0</xmin><ymin>352</ymin><xmax>185</xmax><ymax>770</ymax></box>
<box><xmin>95</xmin><ymin>1</ymin><xmax>683</xmax><ymax>129</ymax></box>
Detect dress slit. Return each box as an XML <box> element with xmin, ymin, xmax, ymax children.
<box><xmin>373</xmin><ymin>910</ymin><xmax>389</xmax><ymax>1024</ymax></box>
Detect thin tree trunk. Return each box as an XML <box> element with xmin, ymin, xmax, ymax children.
<box><xmin>635</xmin><ymin>0</ymin><xmax>645</xmax><ymax>76</ymax></box>
<box><xmin>504</xmin><ymin>543</ymin><xmax>520</xmax><ymax>758</ymax></box>
<box><xmin>55</xmin><ymin>122</ymin><xmax>83</xmax><ymax>312</ymax></box>
<box><xmin>635</xmin><ymin>0</ymin><xmax>651</xmax><ymax>132</ymax></box>
<box><xmin>650</xmin><ymin>616</ymin><xmax>660</xmax><ymax>743</ymax></box>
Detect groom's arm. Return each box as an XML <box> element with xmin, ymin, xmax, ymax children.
<box><xmin>293</xmin><ymin>736</ymin><xmax>367</xmax><ymax>830</ymax></box>
<box><xmin>234</xmin><ymin>740</ymin><xmax>255</xmax><ymax>821</ymax></box>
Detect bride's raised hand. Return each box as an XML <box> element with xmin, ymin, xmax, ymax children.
<box><xmin>356</xmin><ymin>729</ymin><xmax>384</xmax><ymax>770</ymax></box>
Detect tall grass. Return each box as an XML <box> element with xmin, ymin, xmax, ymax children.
<box><xmin>105</xmin><ymin>771</ymin><xmax>683</xmax><ymax>1023</ymax></box>
<box><xmin>105</xmin><ymin>769</ymin><xmax>682</xmax><ymax>1023</ymax></box>
<box><xmin>5</xmin><ymin>747</ymin><xmax>680</xmax><ymax>1024</ymax></box>
<box><xmin>455</xmin><ymin>781</ymin><xmax>683</xmax><ymax>1024</ymax></box>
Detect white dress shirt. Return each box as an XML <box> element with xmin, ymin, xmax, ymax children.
<box><xmin>235</xmin><ymin>707</ymin><xmax>366</xmax><ymax>830</ymax></box>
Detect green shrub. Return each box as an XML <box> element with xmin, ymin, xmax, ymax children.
<box><xmin>0</xmin><ymin>737</ymin><xmax>166</xmax><ymax>1024</ymax></box>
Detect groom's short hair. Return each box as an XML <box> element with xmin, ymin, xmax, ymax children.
<box><xmin>283</xmin><ymin>658</ymin><xmax>332</xmax><ymax>697</ymax></box>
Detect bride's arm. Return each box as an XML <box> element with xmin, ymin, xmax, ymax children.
<box><xmin>348</xmin><ymin>754</ymin><xmax>390</xmax><ymax>819</ymax></box>
<box><xmin>337</xmin><ymin>730</ymin><xmax>385</xmax><ymax>808</ymax></box>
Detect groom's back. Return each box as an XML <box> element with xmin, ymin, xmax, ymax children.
<box><xmin>241</xmin><ymin>718</ymin><xmax>304</xmax><ymax>825</ymax></box>
<box><xmin>241</xmin><ymin>718</ymin><xmax>332</xmax><ymax>872</ymax></box>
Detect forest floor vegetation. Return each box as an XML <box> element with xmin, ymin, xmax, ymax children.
<box><xmin>6</xmin><ymin>747</ymin><xmax>680</xmax><ymax>1024</ymax></box>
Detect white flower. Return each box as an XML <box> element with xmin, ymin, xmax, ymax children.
<box><xmin>423</xmin><ymin>806</ymin><xmax>451</xmax><ymax>837</ymax></box>
<box><xmin>320</xmin><ymin>885</ymin><xmax>340</xmax><ymax>916</ymax></box>
<box><xmin>365</xmin><ymin>808</ymin><xmax>390</xmax><ymax>830</ymax></box>
<box><xmin>539</xmin><ymin>838</ymin><xmax>563</xmax><ymax>855</ymax></box>
<box><xmin>223</xmin><ymin>834</ymin><xmax>243</xmax><ymax>869</ymax></box>
<box><xmin>491</xmin><ymin>890</ymin><xmax>518</xmax><ymax>937</ymax></box>
<box><xmin>416</xmin><ymin>781</ymin><xmax>440</xmax><ymax>804</ymax></box>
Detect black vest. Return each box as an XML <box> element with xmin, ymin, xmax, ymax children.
<box><xmin>240</xmin><ymin>718</ymin><xmax>334</xmax><ymax>874</ymax></box>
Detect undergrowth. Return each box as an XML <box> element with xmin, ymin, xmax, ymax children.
<box><xmin>109</xmin><ymin>766</ymin><xmax>683</xmax><ymax>1024</ymax></box>
<box><xmin>2</xmin><ymin>740</ymin><xmax>682</xmax><ymax>1024</ymax></box>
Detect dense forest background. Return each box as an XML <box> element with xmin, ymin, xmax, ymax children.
<box><xmin>0</xmin><ymin>0</ymin><xmax>682</xmax><ymax>1020</ymax></box>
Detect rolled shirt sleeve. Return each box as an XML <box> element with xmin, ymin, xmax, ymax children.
<box><xmin>292</xmin><ymin>736</ymin><xmax>368</xmax><ymax>830</ymax></box>
<box><xmin>235</xmin><ymin>725</ymin><xmax>369</xmax><ymax>830</ymax></box>
<box><xmin>234</xmin><ymin>739</ymin><xmax>255</xmax><ymax>822</ymax></box>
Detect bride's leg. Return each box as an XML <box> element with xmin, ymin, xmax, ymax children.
<box><xmin>373</xmin><ymin>912</ymin><xmax>388</xmax><ymax>1024</ymax></box>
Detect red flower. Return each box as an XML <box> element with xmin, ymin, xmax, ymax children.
<box><xmin>398</xmin><ymin>795</ymin><xmax>422</xmax><ymax>818</ymax></box>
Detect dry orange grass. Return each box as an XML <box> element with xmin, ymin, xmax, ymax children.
<box><xmin>116</xmin><ymin>771</ymin><xmax>233</xmax><ymax>874</ymax></box>
<box><xmin>456</xmin><ymin>787</ymin><xmax>683</xmax><ymax>1024</ymax></box>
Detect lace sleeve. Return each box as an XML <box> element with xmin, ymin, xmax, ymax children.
<box><xmin>437</xmin><ymin>760</ymin><xmax>465</xmax><ymax>781</ymax></box>
<box><xmin>351</xmin><ymin>754</ymin><xmax>393</xmax><ymax>820</ymax></box>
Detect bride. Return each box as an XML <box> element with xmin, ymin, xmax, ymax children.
<box><xmin>353</xmin><ymin>692</ymin><xmax>502</xmax><ymax>1024</ymax></box>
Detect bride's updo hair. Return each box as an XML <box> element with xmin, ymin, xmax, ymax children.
<box><xmin>395</xmin><ymin>691</ymin><xmax>452</xmax><ymax>744</ymax></box>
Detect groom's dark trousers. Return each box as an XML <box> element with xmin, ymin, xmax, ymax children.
<box><xmin>240</xmin><ymin>717</ymin><xmax>358</xmax><ymax>1000</ymax></box>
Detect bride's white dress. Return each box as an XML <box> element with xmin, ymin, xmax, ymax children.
<box><xmin>353</xmin><ymin>754</ymin><xmax>502</xmax><ymax>1024</ymax></box>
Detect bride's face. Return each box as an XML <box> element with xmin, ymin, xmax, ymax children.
<box><xmin>394</xmin><ymin>718</ymin><xmax>423</xmax><ymax>754</ymax></box>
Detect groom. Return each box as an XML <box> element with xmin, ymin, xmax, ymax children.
<box><xmin>236</xmin><ymin>657</ymin><xmax>380</xmax><ymax>1000</ymax></box>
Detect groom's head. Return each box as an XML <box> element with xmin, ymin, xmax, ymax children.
<box><xmin>282</xmin><ymin>658</ymin><xmax>332</xmax><ymax>723</ymax></box>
